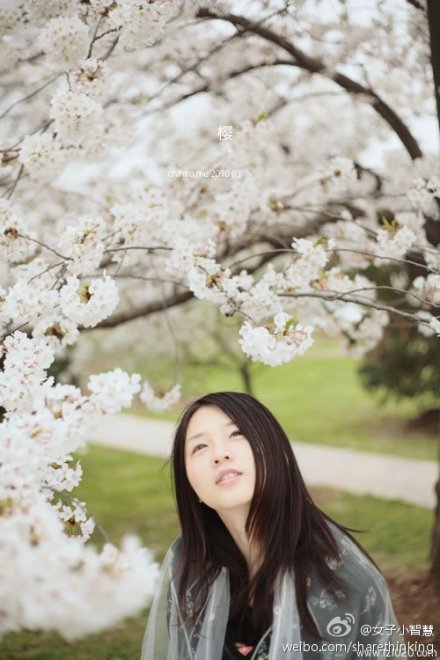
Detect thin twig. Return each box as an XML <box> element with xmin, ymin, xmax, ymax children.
<box><xmin>4</xmin><ymin>164</ymin><xmax>24</xmax><ymax>199</ymax></box>
<box><xmin>103</xmin><ymin>245</ymin><xmax>172</xmax><ymax>253</ymax></box>
<box><xmin>0</xmin><ymin>73</ymin><xmax>62</xmax><ymax>121</ymax></box>
<box><xmin>228</xmin><ymin>246</ymin><xmax>430</xmax><ymax>273</ymax></box>
<box><xmin>280</xmin><ymin>289</ymin><xmax>427</xmax><ymax>323</ymax></box>
<box><xmin>333</xmin><ymin>247</ymin><xmax>429</xmax><ymax>271</ymax></box>
<box><xmin>102</xmin><ymin>35</ymin><xmax>120</xmax><ymax>61</ymax></box>
<box><xmin>113</xmin><ymin>273</ymin><xmax>185</xmax><ymax>287</ymax></box>
<box><xmin>317</xmin><ymin>284</ymin><xmax>437</xmax><ymax>309</ymax></box>
<box><xmin>87</xmin><ymin>15</ymin><xmax>105</xmax><ymax>58</ymax></box>
<box><xmin>93</xmin><ymin>28</ymin><xmax>119</xmax><ymax>44</ymax></box>
<box><xmin>0</xmin><ymin>321</ymin><xmax>30</xmax><ymax>341</ymax></box>
<box><xmin>151</xmin><ymin>260</ymin><xmax>181</xmax><ymax>382</ymax></box>
<box><xmin>16</xmin><ymin>233</ymin><xmax>71</xmax><ymax>261</ymax></box>
<box><xmin>112</xmin><ymin>247</ymin><xmax>127</xmax><ymax>277</ymax></box>
<box><xmin>28</xmin><ymin>260</ymin><xmax>65</xmax><ymax>284</ymax></box>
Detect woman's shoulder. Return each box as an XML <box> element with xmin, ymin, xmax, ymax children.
<box><xmin>169</xmin><ymin>535</ymin><xmax>183</xmax><ymax>554</ymax></box>
<box><xmin>323</xmin><ymin>520</ymin><xmax>388</xmax><ymax>592</ymax></box>
<box><xmin>162</xmin><ymin>535</ymin><xmax>183</xmax><ymax>569</ymax></box>
<box><xmin>307</xmin><ymin>521</ymin><xmax>396</xmax><ymax>632</ymax></box>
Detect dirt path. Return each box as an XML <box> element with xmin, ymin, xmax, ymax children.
<box><xmin>91</xmin><ymin>413</ymin><xmax>437</xmax><ymax>509</ymax></box>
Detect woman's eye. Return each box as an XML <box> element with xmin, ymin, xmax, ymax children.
<box><xmin>230</xmin><ymin>430</ymin><xmax>243</xmax><ymax>437</ymax></box>
<box><xmin>192</xmin><ymin>443</ymin><xmax>206</xmax><ymax>454</ymax></box>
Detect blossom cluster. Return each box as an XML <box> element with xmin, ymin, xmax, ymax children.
<box><xmin>239</xmin><ymin>312</ymin><xmax>314</xmax><ymax>366</ymax></box>
<box><xmin>0</xmin><ymin>332</ymin><xmax>159</xmax><ymax>638</ymax></box>
<box><xmin>140</xmin><ymin>383</ymin><xmax>182</xmax><ymax>412</ymax></box>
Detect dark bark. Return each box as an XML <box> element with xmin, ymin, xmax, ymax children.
<box><xmin>407</xmin><ymin>0</ymin><xmax>426</xmax><ymax>10</ymax></box>
<box><xmin>92</xmin><ymin>289</ymin><xmax>193</xmax><ymax>329</ymax></box>
<box><xmin>239</xmin><ymin>362</ymin><xmax>254</xmax><ymax>396</ymax></box>
<box><xmin>425</xmin><ymin>0</ymin><xmax>440</xmax><ymax>589</ymax></box>
<box><xmin>431</xmin><ymin>452</ymin><xmax>440</xmax><ymax>591</ymax></box>
<box><xmin>427</xmin><ymin>0</ymin><xmax>440</xmax><ymax>136</ymax></box>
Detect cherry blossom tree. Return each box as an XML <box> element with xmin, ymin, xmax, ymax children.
<box><xmin>1</xmin><ymin>0</ymin><xmax>439</xmax><ymax>638</ymax></box>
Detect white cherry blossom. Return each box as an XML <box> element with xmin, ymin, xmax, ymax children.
<box><xmin>59</xmin><ymin>274</ymin><xmax>119</xmax><ymax>327</ymax></box>
<box><xmin>376</xmin><ymin>225</ymin><xmax>417</xmax><ymax>260</ymax></box>
<box><xmin>0</xmin><ymin>201</ymin><xmax>37</xmax><ymax>264</ymax></box>
<box><xmin>32</xmin><ymin>315</ymin><xmax>80</xmax><ymax>354</ymax></box>
<box><xmin>19</xmin><ymin>133</ymin><xmax>65</xmax><ymax>182</ymax></box>
<box><xmin>140</xmin><ymin>382</ymin><xmax>181</xmax><ymax>412</ymax></box>
<box><xmin>429</xmin><ymin>316</ymin><xmax>440</xmax><ymax>336</ymax></box>
<box><xmin>58</xmin><ymin>216</ymin><xmax>106</xmax><ymax>276</ymax></box>
<box><xmin>71</xmin><ymin>58</ymin><xmax>110</xmax><ymax>99</ymax></box>
<box><xmin>38</xmin><ymin>16</ymin><xmax>89</xmax><ymax>68</ymax></box>
<box><xmin>5</xmin><ymin>280</ymin><xmax>59</xmax><ymax>325</ymax></box>
<box><xmin>239</xmin><ymin>312</ymin><xmax>314</xmax><ymax>366</ymax></box>
<box><xmin>50</xmin><ymin>89</ymin><xmax>104</xmax><ymax>146</ymax></box>
<box><xmin>88</xmin><ymin>368</ymin><xmax>142</xmax><ymax>414</ymax></box>
<box><xmin>412</xmin><ymin>274</ymin><xmax>440</xmax><ymax>306</ymax></box>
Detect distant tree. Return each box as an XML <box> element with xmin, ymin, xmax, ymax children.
<box><xmin>359</xmin><ymin>324</ymin><xmax>440</xmax><ymax>403</ymax></box>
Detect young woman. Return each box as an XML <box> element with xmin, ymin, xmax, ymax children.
<box><xmin>142</xmin><ymin>392</ymin><xmax>403</xmax><ymax>659</ymax></box>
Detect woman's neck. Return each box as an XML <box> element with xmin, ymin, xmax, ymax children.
<box><xmin>218</xmin><ymin>509</ymin><xmax>261</xmax><ymax>578</ymax></box>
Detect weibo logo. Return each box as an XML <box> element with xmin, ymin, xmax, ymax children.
<box><xmin>326</xmin><ymin>613</ymin><xmax>355</xmax><ymax>637</ymax></box>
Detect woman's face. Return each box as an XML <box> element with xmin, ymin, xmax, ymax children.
<box><xmin>184</xmin><ymin>405</ymin><xmax>256</xmax><ymax>518</ymax></box>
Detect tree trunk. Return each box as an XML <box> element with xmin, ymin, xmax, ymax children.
<box><xmin>430</xmin><ymin>465</ymin><xmax>440</xmax><ymax>590</ymax></box>
<box><xmin>429</xmin><ymin>405</ymin><xmax>440</xmax><ymax>589</ymax></box>
<box><xmin>427</xmin><ymin>0</ymin><xmax>440</xmax><ymax>136</ymax></box>
<box><xmin>426</xmin><ymin>0</ymin><xmax>440</xmax><ymax>590</ymax></box>
<box><xmin>239</xmin><ymin>362</ymin><xmax>254</xmax><ymax>396</ymax></box>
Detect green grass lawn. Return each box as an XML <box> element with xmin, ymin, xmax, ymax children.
<box><xmin>2</xmin><ymin>445</ymin><xmax>433</xmax><ymax>660</ymax></box>
<box><xmin>129</xmin><ymin>336</ymin><xmax>439</xmax><ymax>461</ymax></box>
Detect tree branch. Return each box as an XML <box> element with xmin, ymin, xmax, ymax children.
<box><xmin>427</xmin><ymin>0</ymin><xmax>440</xmax><ymax>137</ymax></box>
<box><xmin>406</xmin><ymin>0</ymin><xmax>426</xmax><ymax>11</ymax></box>
<box><xmin>4</xmin><ymin>164</ymin><xmax>24</xmax><ymax>199</ymax></box>
<box><xmin>88</xmin><ymin>289</ymin><xmax>194</xmax><ymax>330</ymax></box>
<box><xmin>197</xmin><ymin>8</ymin><xmax>423</xmax><ymax>160</ymax></box>
<box><xmin>280</xmin><ymin>290</ymin><xmax>424</xmax><ymax>323</ymax></box>
<box><xmin>0</xmin><ymin>73</ymin><xmax>62</xmax><ymax>121</ymax></box>
<box><xmin>90</xmin><ymin>232</ymin><xmax>291</xmax><ymax>330</ymax></box>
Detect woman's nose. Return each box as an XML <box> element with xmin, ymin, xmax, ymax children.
<box><xmin>212</xmin><ymin>446</ymin><xmax>231</xmax><ymax>465</ymax></box>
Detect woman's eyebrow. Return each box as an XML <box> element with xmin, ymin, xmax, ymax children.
<box><xmin>187</xmin><ymin>432</ymin><xmax>204</xmax><ymax>444</ymax></box>
<box><xmin>187</xmin><ymin>421</ymin><xmax>236</xmax><ymax>444</ymax></box>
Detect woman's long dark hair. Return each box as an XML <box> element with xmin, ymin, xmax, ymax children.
<box><xmin>171</xmin><ymin>391</ymin><xmax>380</xmax><ymax>639</ymax></box>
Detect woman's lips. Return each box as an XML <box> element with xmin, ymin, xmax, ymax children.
<box><xmin>216</xmin><ymin>470</ymin><xmax>243</xmax><ymax>485</ymax></box>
